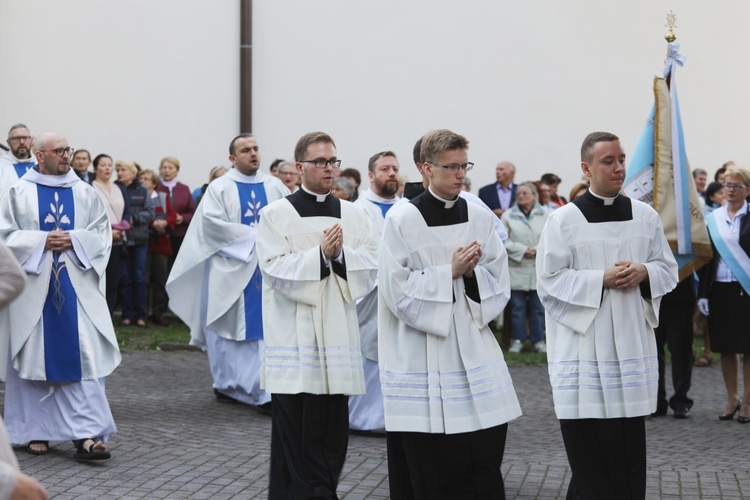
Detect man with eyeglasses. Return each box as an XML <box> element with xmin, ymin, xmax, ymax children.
<box><xmin>379</xmin><ymin>129</ymin><xmax>521</xmax><ymax>499</ymax></box>
<box><xmin>0</xmin><ymin>132</ymin><xmax>121</xmax><ymax>461</ymax></box>
<box><xmin>166</xmin><ymin>134</ymin><xmax>288</xmax><ymax>411</ymax></box>
<box><xmin>256</xmin><ymin>131</ymin><xmax>379</xmax><ymax>498</ymax></box>
<box><xmin>0</xmin><ymin>124</ymin><xmax>38</xmax><ymax>191</ymax></box>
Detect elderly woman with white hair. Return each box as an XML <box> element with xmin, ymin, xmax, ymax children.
<box><xmin>501</xmin><ymin>181</ymin><xmax>550</xmax><ymax>353</ymax></box>
<box><xmin>116</xmin><ymin>160</ymin><xmax>154</xmax><ymax>327</ymax></box>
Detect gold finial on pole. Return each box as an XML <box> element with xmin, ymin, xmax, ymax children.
<box><xmin>665</xmin><ymin>11</ymin><xmax>677</xmax><ymax>42</ymax></box>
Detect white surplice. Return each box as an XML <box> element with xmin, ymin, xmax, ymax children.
<box><xmin>536</xmin><ymin>193</ymin><xmax>679</xmax><ymax>419</ymax></box>
<box><xmin>0</xmin><ymin>151</ymin><xmax>36</xmax><ymax>195</ymax></box>
<box><xmin>257</xmin><ymin>189</ymin><xmax>379</xmax><ymax>395</ymax></box>
<box><xmin>378</xmin><ymin>190</ymin><xmax>522</xmax><ymax>434</ymax></box>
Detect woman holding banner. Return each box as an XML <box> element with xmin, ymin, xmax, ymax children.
<box><xmin>699</xmin><ymin>167</ymin><xmax>750</xmax><ymax>422</ymax></box>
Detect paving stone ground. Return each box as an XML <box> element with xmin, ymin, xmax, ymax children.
<box><xmin>3</xmin><ymin>349</ymin><xmax>750</xmax><ymax>499</ymax></box>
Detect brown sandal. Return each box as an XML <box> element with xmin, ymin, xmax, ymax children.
<box><xmin>694</xmin><ymin>354</ymin><xmax>713</xmax><ymax>367</ymax></box>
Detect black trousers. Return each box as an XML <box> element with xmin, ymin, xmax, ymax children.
<box><xmin>655</xmin><ymin>300</ymin><xmax>694</xmax><ymax>411</ymax></box>
<box><xmin>105</xmin><ymin>244</ymin><xmax>123</xmax><ymax>313</ymax></box>
<box><xmin>560</xmin><ymin>418</ymin><xmax>646</xmax><ymax>500</ymax></box>
<box><xmin>387</xmin><ymin>424</ymin><xmax>508</xmax><ymax>500</ymax></box>
<box><xmin>269</xmin><ymin>393</ymin><xmax>349</xmax><ymax>500</ymax></box>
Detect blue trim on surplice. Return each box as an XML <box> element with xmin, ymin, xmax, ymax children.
<box><xmin>13</xmin><ymin>161</ymin><xmax>35</xmax><ymax>179</ymax></box>
<box><xmin>37</xmin><ymin>184</ymin><xmax>82</xmax><ymax>381</ymax></box>
<box><xmin>237</xmin><ymin>182</ymin><xmax>268</xmax><ymax>341</ymax></box>
<box><xmin>372</xmin><ymin>201</ymin><xmax>393</xmax><ymax>218</ymax></box>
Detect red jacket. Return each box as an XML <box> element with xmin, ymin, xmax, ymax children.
<box><xmin>157</xmin><ymin>182</ymin><xmax>195</xmax><ymax>239</ymax></box>
<box><xmin>148</xmin><ymin>191</ymin><xmax>178</xmax><ymax>256</ymax></box>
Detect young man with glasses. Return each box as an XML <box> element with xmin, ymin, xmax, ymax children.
<box><xmin>0</xmin><ymin>132</ymin><xmax>120</xmax><ymax>461</ymax></box>
<box><xmin>379</xmin><ymin>129</ymin><xmax>521</xmax><ymax>499</ymax></box>
<box><xmin>0</xmin><ymin>124</ymin><xmax>37</xmax><ymax>191</ymax></box>
<box><xmin>256</xmin><ymin>131</ymin><xmax>379</xmax><ymax>498</ymax></box>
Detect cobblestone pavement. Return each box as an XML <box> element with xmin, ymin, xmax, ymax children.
<box><xmin>3</xmin><ymin>349</ymin><xmax>750</xmax><ymax>499</ymax></box>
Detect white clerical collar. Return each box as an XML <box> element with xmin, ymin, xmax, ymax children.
<box><xmin>301</xmin><ymin>184</ymin><xmax>330</xmax><ymax>202</ymax></box>
<box><xmin>228</xmin><ymin>167</ymin><xmax>262</xmax><ymax>184</ymax></box>
<box><xmin>3</xmin><ymin>150</ymin><xmax>33</xmax><ymax>163</ymax></box>
<box><xmin>21</xmin><ymin>167</ymin><xmax>80</xmax><ymax>187</ymax></box>
<box><xmin>361</xmin><ymin>189</ymin><xmax>398</xmax><ymax>204</ymax></box>
<box><xmin>428</xmin><ymin>186</ymin><xmax>458</xmax><ymax>208</ymax></box>
<box><xmin>588</xmin><ymin>188</ymin><xmax>618</xmax><ymax>206</ymax></box>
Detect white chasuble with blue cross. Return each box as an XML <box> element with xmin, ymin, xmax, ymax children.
<box><xmin>237</xmin><ymin>182</ymin><xmax>268</xmax><ymax>340</ymax></box>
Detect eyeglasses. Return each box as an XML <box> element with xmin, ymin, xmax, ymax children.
<box><xmin>428</xmin><ymin>161</ymin><xmax>474</xmax><ymax>172</ymax></box>
<box><xmin>722</xmin><ymin>183</ymin><xmax>747</xmax><ymax>191</ymax></box>
<box><xmin>39</xmin><ymin>147</ymin><xmax>74</xmax><ymax>157</ymax></box>
<box><xmin>7</xmin><ymin>136</ymin><xmax>32</xmax><ymax>143</ymax></box>
<box><xmin>299</xmin><ymin>158</ymin><xmax>342</xmax><ymax>169</ymax></box>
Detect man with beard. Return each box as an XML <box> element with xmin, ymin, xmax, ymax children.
<box><xmin>0</xmin><ymin>124</ymin><xmax>37</xmax><ymax>191</ymax></box>
<box><xmin>166</xmin><ymin>134</ymin><xmax>288</xmax><ymax>410</ymax></box>
<box><xmin>348</xmin><ymin>151</ymin><xmax>400</xmax><ymax>434</ymax></box>
<box><xmin>0</xmin><ymin>132</ymin><xmax>120</xmax><ymax>461</ymax></box>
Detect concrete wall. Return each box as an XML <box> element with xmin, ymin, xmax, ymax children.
<box><xmin>2</xmin><ymin>1</ymin><xmax>748</xmax><ymax>194</ymax></box>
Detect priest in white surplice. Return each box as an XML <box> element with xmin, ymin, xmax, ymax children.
<box><xmin>536</xmin><ymin>132</ymin><xmax>678</xmax><ymax>500</ymax></box>
<box><xmin>166</xmin><ymin>134</ymin><xmax>289</xmax><ymax>410</ymax></box>
<box><xmin>257</xmin><ymin>132</ymin><xmax>378</xmax><ymax>498</ymax></box>
<box><xmin>379</xmin><ymin>129</ymin><xmax>521</xmax><ymax>500</ymax></box>
<box><xmin>0</xmin><ymin>133</ymin><xmax>120</xmax><ymax>461</ymax></box>
<box><xmin>0</xmin><ymin>124</ymin><xmax>37</xmax><ymax>193</ymax></box>
<box><xmin>348</xmin><ymin>150</ymin><xmax>401</xmax><ymax>433</ymax></box>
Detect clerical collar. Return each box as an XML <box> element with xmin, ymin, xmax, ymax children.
<box><xmin>229</xmin><ymin>168</ymin><xmax>260</xmax><ymax>183</ymax></box>
<box><xmin>427</xmin><ymin>187</ymin><xmax>458</xmax><ymax>209</ymax></box>
<box><xmin>300</xmin><ymin>184</ymin><xmax>330</xmax><ymax>202</ymax></box>
<box><xmin>587</xmin><ymin>188</ymin><xmax>619</xmax><ymax>206</ymax></box>
<box><xmin>23</xmin><ymin>167</ymin><xmax>80</xmax><ymax>187</ymax></box>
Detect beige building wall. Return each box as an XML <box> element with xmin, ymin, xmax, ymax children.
<box><xmin>2</xmin><ymin>1</ymin><xmax>748</xmax><ymax>193</ymax></box>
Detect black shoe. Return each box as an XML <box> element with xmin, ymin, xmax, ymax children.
<box><xmin>255</xmin><ymin>402</ymin><xmax>272</xmax><ymax>416</ymax></box>
<box><xmin>719</xmin><ymin>400</ymin><xmax>742</xmax><ymax>421</ymax></box>
<box><xmin>738</xmin><ymin>415</ymin><xmax>750</xmax><ymax>424</ymax></box>
<box><xmin>213</xmin><ymin>389</ymin><xmax>238</xmax><ymax>404</ymax></box>
<box><xmin>673</xmin><ymin>407</ymin><xmax>691</xmax><ymax>419</ymax></box>
<box><xmin>151</xmin><ymin>315</ymin><xmax>170</xmax><ymax>327</ymax></box>
<box><xmin>651</xmin><ymin>407</ymin><xmax>668</xmax><ymax>418</ymax></box>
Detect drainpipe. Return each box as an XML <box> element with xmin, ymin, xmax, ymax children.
<box><xmin>240</xmin><ymin>0</ymin><xmax>252</xmax><ymax>134</ymax></box>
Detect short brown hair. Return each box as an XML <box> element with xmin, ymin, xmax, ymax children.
<box><xmin>294</xmin><ymin>132</ymin><xmax>336</xmax><ymax>162</ymax></box>
<box><xmin>419</xmin><ymin>129</ymin><xmax>469</xmax><ymax>164</ymax></box>
<box><xmin>139</xmin><ymin>168</ymin><xmax>159</xmax><ymax>185</ymax></box>
<box><xmin>581</xmin><ymin>132</ymin><xmax>619</xmax><ymax>164</ymax></box>
<box><xmin>73</xmin><ymin>149</ymin><xmax>91</xmax><ymax>162</ymax></box>
<box><xmin>368</xmin><ymin>151</ymin><xmax>397</xmax><ymax>173</ymax></box>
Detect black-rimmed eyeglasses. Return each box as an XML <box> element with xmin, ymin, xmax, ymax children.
<box><xmin>39</xmin><ymin>147</ymin><xmax>74</xmax><ymax>157</ymax></box>
<box><xmin>427</xmin><ymin>161</ymin><xmax>474</xmax><ymax>173</ymax></box>
<box><xmin>299</xmin><ymin>158</ymin><xmax>342</xmax><ymax>169</ymax></box>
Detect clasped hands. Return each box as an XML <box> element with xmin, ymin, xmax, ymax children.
<box><xmin>452</xmin><ymin>240</ymin><xmax>482</xmax><ymax>279</ymax></box>
<box><xmin>322</xmin><ymin>223</ymin><xmax>343</xmax><ymax>260</ymax></box>
<box><xmin>603</xmin><ymin>261</ymin><xmax>647</xmax><ymax>290</ymax></box>
<box><xmin>45</xmin><ymin>230</ymin><xmax>73</xmax><ymax>252</ymax></box>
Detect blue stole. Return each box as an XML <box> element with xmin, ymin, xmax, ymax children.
<box><xmin>371</xmin><ymin>200</ymin><xmax>393</xmax><ymax>218</ymax></box>
<box><xmin>37</xmin><ymin>185</ymin><xmax>82</xmax><ymax>381</ymax></box>
<box><xmin>237</xmin><ymin>182</ymin><xmax>268</xmax><ymax>340</ymax></box>
<box><xmin>706</xmin><ymin>209</ymin><xmax>750</xmax><ymax>295</ymax></box>
<box><xmin>13</xmin><ymin>161</ymin><xmax>35</xmax><ymax>178</ymax></box>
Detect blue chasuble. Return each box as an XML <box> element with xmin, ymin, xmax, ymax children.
<box><xmin>237</xmin><ymin>182</ymin><xmax>268</xmax><ymax>340</ymax></box>
<box><xmin>37</xmin><ymin>185</ymin><xmax>82</xmax><ymax>381</ymax></box>
<box><xmin>13</xmin><ymin>161</ymin><xmax>35</xmax><ymax>179</ymax></box>
<box><xmin>371</xmin><ymin>201</ymin><xmax>393</xmax><ymax>218</ymax></box>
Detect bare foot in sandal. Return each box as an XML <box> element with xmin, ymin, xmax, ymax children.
<box><xmin>26</xmin><ymin>441</ymin><xmax>49</xmax><ymax>455</ymax></box>
<box><xmin>74</xmin><ymin>438</ymin><xmax>111</xmax><ymax>461</ymax></box>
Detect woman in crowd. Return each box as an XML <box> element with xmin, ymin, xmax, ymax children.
<box><xmin>276</xmin><ymin>161</ymin><xmax>298</xmax><ymax>194</ymax></box>
<box><xmin>532</xmin><ymin>181</ymin><xmax>556</xmax><ymax>211</ymax></box>
<box><xmin>157</xmin><ymin>157</ymin><xmax>194</xmax><ymax>262</ymax></box>
<box><xmin>541</xmin><ymin>173</ymin><xmax>567</xmax><ymax>207</ymax></box>
<box><xmin>196</xmin><ymin>166</ymin><xmax>229</xmax><ymax>206</ymax></box>
<box><xmin>568</xmin><ymin>182</ymin><xmax>588</xmax><ymax>201</ymax></box>
<box><xmin>138</xmin><ymin>169</ymin><xmax>177</xmax><ymax>327</ymax></box>
<box><xmin>339</xmin><ymin>167</ymin><xmax>361</xmax><ymax>201</ymax></box>
<box><xmin>116</xmin><ymin>160</ymin><xmax>154</xmax><ymax>327</ymax></box>
<box><xmin>92</xmin><ymin>154</ymin><xmax>131</xmax><ymax>313</ymax></box>
<box><xmin>501</xmin><ymin>182</ymin><xmax>550</xmax><ymax>353</ymax></box>
<box><xmin>331</xmin><ymin>176</ymin><xmax>355</xmax><ymax>201</ymax></box>
<box><xmin>704</xmin><ymin>182</ymin><xmax>725</xmax><ymax>215</ymax></box>
<box><xmin>699</xmin><ymin>167</ymin><xmax>750</xmax><ymax>422</ymax></box>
